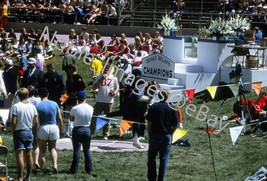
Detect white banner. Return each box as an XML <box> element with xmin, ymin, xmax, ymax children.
<box><xmin>229</xmin><ymin>126</ymin><xmax>244</xmax><ymax>145</ymax></box>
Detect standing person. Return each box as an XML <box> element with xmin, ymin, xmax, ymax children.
<box><xmin>3</xmin><ymin>58</ymin><xmax>18</xmax><ymax>108</ymax></box>
<box><xmin>91</xmin><ymin>61</ymin><xmax>119</xmax><ymax>140</ymax></box>
<box><xmin>21</xmin><ymin>57</ymin><xmax>44</xmax><ymax>94</ymax></box>
<box><xmin>69</xmin><ymin>91</ymin><xmax>94</xmax><ymax>174</ymax></box>
<box><xmin>64</xmin><ymin>64</ymin><xmax>86</xmax><ymax>137</ymax></box>
<box><xmin>10</xmin><ymin>88</ymin><xmax>38</xmax><ymax>181</ymax></box>
<box><xmin>0</xmin><ymin>1</ymin><xmax>8</xmax><ymax>30</ymax></box>
<box><xmin>36</xmin><ymin>87</ymin><xmax>63</xmax><ymax>174</ymax></box>
<box><xmin>146</xmin><ymin>90</ymin><xmax>179</xmax><ymax>181</ymax></box>
<box><xmin>41</xmin><ymin>63</ymin><xmax>66</xmax><ymax>106</ymax></box>
<box><xmin>27</xmin><ymin>85</ymin><xmax>41</xmax><ymax>171</ymax></box>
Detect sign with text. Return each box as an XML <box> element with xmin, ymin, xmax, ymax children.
<box><xmin>142</xmin><ymin>54</ymin><xmax>175</xmax><ymax>81</ymax></box>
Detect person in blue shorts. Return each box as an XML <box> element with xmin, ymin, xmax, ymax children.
<box><xmin>11</xmin><ymin>87</ymin><xmax>38</xmax><ymax>181</ymax></box>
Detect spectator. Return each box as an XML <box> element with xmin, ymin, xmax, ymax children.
<box><xmin>3</xmin><ymin>58</ymin><xmax>18</xmax><ymax>108</ymax></box>
<box><xmin>21</xmin><ymin>57</ymin><xmax>44</xmax><ymax>94</ymax></box>
<box><xmin>146</xmin><ymin>90</ymin><xmax>179</xmax><ymax>181</ymax></box>
<box><xmin>0</xmin><ymin>1</ymin><xmax>8</xmax><ymax>30</ymax></box>
<box><xmin>27</xmin><ymin>85</ymin><xmax>41</xmax><ymax>171</ymax></box>
<box><xmin>69</xmin><ymin>91</ymin><xmax>94</xmax><ymax>174</ymax></box>
<box><xmin>36</xmin><ymin>87</ymin><xmax>63</xmax><ymax>174</ymax></box>
<box><xmin>10</xmin><ymin>87</ymin><xmax>38</xmax><ymax>181</ymax></box>
<box><xmin>254</xmin><ymin>26</ymin><xmax>263</xmax><ymax>41</ymax></box>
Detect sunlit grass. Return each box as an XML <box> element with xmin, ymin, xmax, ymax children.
<box><xmin>1</xmin><ymin>50</ymin><xmax>267</xmax><ymax>180</ymax></box>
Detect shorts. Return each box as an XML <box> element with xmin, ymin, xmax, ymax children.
<box><xmin>37</xmin><ymin>124</ymin><xmax>59</xmax><ymax>141</ymax></box>
<box><xmin>13</xmin><ymin>130</ymin><xmax>33</xmax><ymax>151</ymax></box>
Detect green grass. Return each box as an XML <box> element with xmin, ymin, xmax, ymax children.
<box><xmin>1</xmin><ymin>50</ymin><xmax>267</xmax><ymax>180</ymax></box>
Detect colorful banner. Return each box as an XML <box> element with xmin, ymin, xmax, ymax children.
<box><xmin>95</xmin><ymin>117</ymin><xmax>109</xmax><ymax>132</ymax></box>
<box><xmin>228</xmin><ymin>84</ymin><xmax>240</xmax><ymax>97</ymax></box>
<box><xmin>207</xmin><ymin>86</ymin><xmax>218</xmax><ymax>100</ymax></box>
<box><xmin>252</xmin><ymin>82</ymin><xmax>262</xmax><ymax>96</ymax></box>
<box><xmin>229</xmin><ymin>126</ymin><xmax>244</xmax><ymax>145</ymax></box>
<box><xmin>172</xmin><ymin>129</ymin><xmax>188</xmax><ymax>143</ymax></box>
<box><xmin>184</xmin><ymin>88</ymin><xmax>195</xmax><ymax>103</ymax></box>
<box><xmin>120</xmin><ymin>120</ymin><xmax>134</xmax><ymax>137</ymax></box>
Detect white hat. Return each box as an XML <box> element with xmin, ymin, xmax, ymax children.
<box><xmin>4</xmin><ymin>58</ymin><xmax>13</xmax><ymax>65</ymax></box>
<box><xmin>27</xmin><ymin>57</ymin><xmax>36</xmax><ymax>64</ymax></box>
<box><xmin>120</xmin><ymin>55</ymin><xmax>128</xmax><ymax>61</ymax></box>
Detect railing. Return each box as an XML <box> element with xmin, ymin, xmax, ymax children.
<box><xmin>8</xmin><ymin>7</ymin><xmax>267</xmax><ymax>30</ymax></box>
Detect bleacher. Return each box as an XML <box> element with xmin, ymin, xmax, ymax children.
<box><xmin>119</xmin><ymin>0</ymin><xmax>218</xmax><ymax>28</ymax></box>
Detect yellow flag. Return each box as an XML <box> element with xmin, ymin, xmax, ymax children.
<box><xmin>0</xmin><ymin>136</ymin><xmax>2</xmax><ymax>145</ymax></box>
<box><xmin>120</xmin><ymin>120</ymin><xmax>134</xmax><ymax>137</ymax></box>
<box><xmin>252</xmin><ymin>82</ymin><xmax>262</xmax><ymax>96</ymax></box>
<box><xmin>207</xmin><ymin>86</ymin><xmax>218</xmax><ymax>100</ymax></box>
<box><xmin>172</xmin><ymin>129</ymin><xmax>188</xmax><ymax>143</ymax></box>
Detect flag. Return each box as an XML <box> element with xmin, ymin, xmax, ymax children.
<box><xmin>207</xmin><ymin>86</ymin><xmax>218</xmax><ymax>100</ymax></box>
<box><xmin>172</xmin><ymin>129</ymin><xmax>188</xmax><ymax>143</ymax></box>
<box><xmin>229</xmin><ymin>126</ymin><xmax>244</xmax><ymax>145</ymax></box>
<box><xmin>95</xmin><ymin>117</ymin><xmax>109</xmax><ymax>132</ymax></box>
<box><xmin>252</xmin><ymin>82</ymin><xmax>262</xmax><ymax>96</ymax></box>
<box><xmin>228</xmin><ymin>84</ymin><xmax>239</xmax><ymax>97</ymax></box>
<box><xmin>120</xmin><ymin>120</ymin><xmax>134</xmax><ymax>137</ymax></box>
<box><xmin>184</xmin><ymin>88</ymin><xmax>195</xmax><ymax>103</ymax></box>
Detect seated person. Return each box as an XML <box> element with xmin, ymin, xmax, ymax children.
<box><xmin>246</xmin><ymin>91</ymin><xmax>267</xmax><ymax>120</ymax></box>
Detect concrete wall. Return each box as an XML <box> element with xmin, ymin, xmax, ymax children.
<box><xmin>7</xmin><ymin>22</ymin><xmax>197</xmax><ymax>37</ymax></box>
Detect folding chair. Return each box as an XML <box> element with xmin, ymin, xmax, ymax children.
<box><xmin>0</xmin><ymin>145</ymin><xmax>8</xmax><ymax>180</ymax></box>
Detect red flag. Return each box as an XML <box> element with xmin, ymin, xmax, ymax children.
<box><xmin>184</xmin><ymin>89</ymin><xmax>195</xmax><ymax>103</ymax></box>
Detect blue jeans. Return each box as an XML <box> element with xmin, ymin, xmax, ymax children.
<box><xmin>13</xmin><ymin>130</ymin><xmax>33</xmax><ymax>151</ymax></box>
<box><xmin>69</xmin><ymin>127</ymin><xmax>93</xmax><ymax>174</ymax></box>
<box><xmin>147</xmin><ymin>134</ymin><xmax>172</xmax><ymax>181</ymax></box>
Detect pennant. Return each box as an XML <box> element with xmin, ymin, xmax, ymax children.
<box><xmin>172</xmin><ymin>129</ymin><xmax>188</xmax><ymax>143</ymax></box>
<box><xmin>207</xmin><ymin>86</ymin><xmax>218</xmax><ymax>100</ymax></box>
<box><xmin>95</xmin><ymin>117</ymin><xmax>109</xmax><ymax>132</ymax></box>
<box><xmin>252</xmin><ymin>82</ymin><xmax>262</xmax><ymax>96</ymax></box>
<box><xmin>204</xmin><ymin>129</ymin><xmax>215</xmax><ymax>133</ymax></box>
<box><xmin>184</xmin><ymin>88</ymin><xmax>195</xmax><ymax>103</ymax></box>
<box><xmin>229</xmin><ymin>126</ymin><xmax>244</xmax><ymax>145</ymax></box>
<box><xmin>120</xmin><ymin>120</ymin><xmax>134</xmax><ymax>137</ymax></box>
<box><xmin>60</xmin><ymin>93</ymin><xmax>69</xmax><ymax>105</ymax></box>
<box><xmin>228</xmin><ymin>84</ymin><xmax>239</xmax><ymax>97</ymax></box>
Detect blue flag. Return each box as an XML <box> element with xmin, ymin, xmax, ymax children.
<box><xmin>95</xmin><ymin>117</ymin><xmax>109</xmax><ymax>132</ymax></box>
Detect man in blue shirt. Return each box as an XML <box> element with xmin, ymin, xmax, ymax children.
<box><xmin>146</xmin><ymin>90</ymin><xmax>180</xmax><ymax>181</ymax></box>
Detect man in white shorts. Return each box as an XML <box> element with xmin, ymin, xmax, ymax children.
<box><xmin>36</xmin><ymin>87</ymin><xmax>63</xmax><ymax>174</ymax></box>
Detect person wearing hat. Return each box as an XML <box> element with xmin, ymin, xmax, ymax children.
<box><xmin>68</xmin><ymin>90</ymin><xmax>94</xmax><ymax>174</ymax></box>
<box><xmin>64</xmin><ymin>64</ymin><xmax>86</xmax><ymax>137</ymax></box>
<box><xmin>3</xmin><ymin>58</ymin><xmax>18</xmax><ymax>108</ymax></box>
<box><xmin>21</xmin><ymin>57</ymin><xmax>44</xmax><ymax>94</ymax></box>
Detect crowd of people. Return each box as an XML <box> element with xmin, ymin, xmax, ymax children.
<box><xmin>0</xmin><ymin>25</ymin><xmax>181</xmax><ymax>181</ymax></box>
<box><xmin>8</xmin><ymin>0</ymin><xmax>118</xmax><ymax>25</ymax></box>
<box><xmin>218</xmin><ymin>0</ymin><xmax>267</xmax><ymax>22</ymax></box>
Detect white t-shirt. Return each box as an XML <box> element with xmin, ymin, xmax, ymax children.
<box><xmin>70</xmin><ymin>103</ymin><xmax>93</xmax><ymax>127</ymax></box>
<box><xmin>94</xmin><ymin>74</ymin><xmax>119</xmax><ymax>103</ymax></box>
<box><xmin>12</xmin><ymin>101</ymin><xmax>38</xmax><ymax>130</ymax></box>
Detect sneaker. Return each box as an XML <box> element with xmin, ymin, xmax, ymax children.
<box><xmin>139</xmin><ymin>137</ymin><xmax>145</xmax><ymax>141</ymax></box>
<box><xmin>133</xmin><ymin>142</ymin><xmax>145</xmax><ymax>149</ymax></box>
<box><xmin>103</xmin><ymin>136</ymin><xmax>108</xmax><ymax>140</ymax></box>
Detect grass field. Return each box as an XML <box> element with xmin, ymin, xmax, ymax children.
<box><xmin>1</xmin><ymin>48</ymin><xmax>267</xmax><ymax>181</ymax></box>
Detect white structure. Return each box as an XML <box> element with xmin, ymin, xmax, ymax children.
<box><xmin>142</xmin><ymin>36</ymin><xmax>267</xmax><ymax>92</ymax></box>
